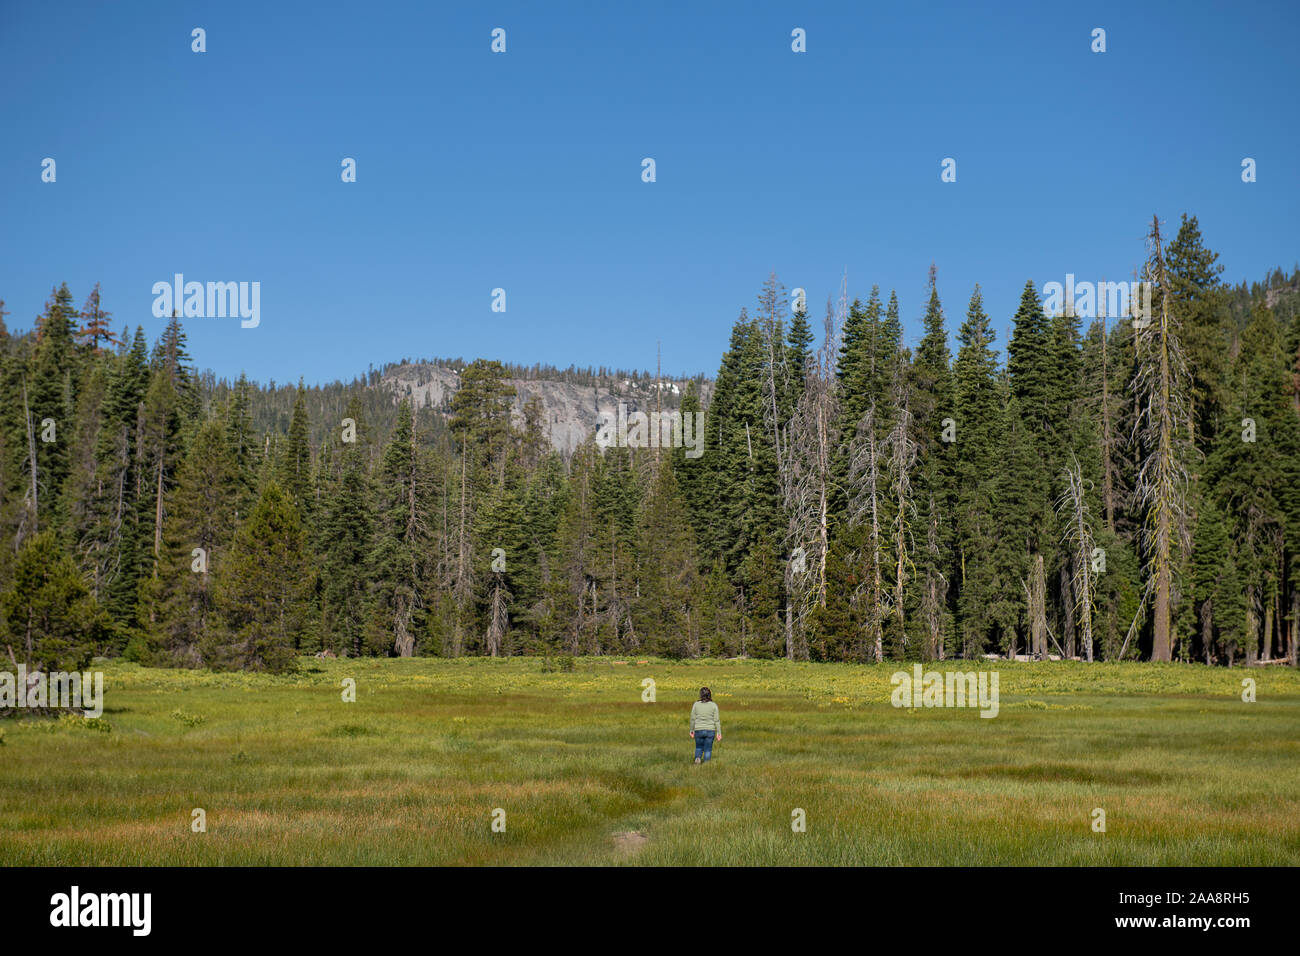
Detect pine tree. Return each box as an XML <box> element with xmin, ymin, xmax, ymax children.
<box><xmin>225</xmin><ymin>372</ymin><xmax>259</xmax><ymax>512</ymax></box>
<box><xmin>280</xmin><ymin>382</ymin><xmax>314</xmax><ymax>515</ymax></box>
<box><xmin>63</xmin><ymin>362</ymin><xmax>108</xmax><ymax>593</ymax></box>
<box><xmin>989</xmin><ymin>386</ymin><xmax>1041</xmax><ymax>656</ymax></box>
<box><xmin>98</xmin><ymin>328</ymin><xmax>150</xmax><ymax>635</ymax></box>
<box><xmin>26</xmin><ymin>284</ymin><xmax>81</xmax><ymax>532</ymax></box>
<box><xmin>449</xmin><ymin>359</ymin><xmax>516</xmax><ymax>480</ymax></box>
<box><xmin>1191</xmin><ymin>493</ymin><xmax>1233</xmax><ymax>663</ymax></box>
<box><xmin>368</xmin><ymin>400</ymin><xmax>427</xmax><ymax>657</ymax></box>
<box><xmin>632</xmin><ymin>456</ymin><xmax>700</xmax><ymax>657</ymax></box>
<box><xmin>137</xmin><ymin>362</ymin><xmax>185</xmax><ymax>588</ymax></box>
<box><xmin>838</xmin><ymin>286</ymin><xmax>895</xmax><ymax>434</ymax></box>
<box><xmin>909</xmin><ymin>266</ymin><xmax>954</xmax><ymax>659</ymax></box>
<box><xmin>207</xmin><ymin>481</ymin><xmax>310</xmax><ymax>672</ymax></box>
<box><xmin>1007</xmin><ymin>280</ymin><xmax>1055</xmax><ymax>443</ymax></box>
<box><xmin>77</xmin><ymin>283</ymin><xmax>119</xmax><ymax>353</ymax></box>
<box><xmin>149</xmin><ymin>314</ymin><xmax>199</xmax><ymax>430</ymax></box>
<box><xmin>699</xmin><ymin>313</ymin><xmax>752</xmax><ymax>566</ymax></box>
<box><xmin>674</xmin><ymin>381</ymin><xmax>706</xmax><ymax>515</ymax></box>
<box><xmin>786</xmin><ymin>304</ymin><xmax>814</xmax><ymax>400</ymax></box>
<box><xmin>318</xmin><ymin>414</ymin><xmax>374</xmax><ymax>657</ymax></box>
<box><xmin>1165</xmin><ymin>214</ymin><xmax>1230</xmax><ymax>446</ymax></box>
<box><xmin>1206</xmin><ymin>303</ymin><xmax>1293</xmax><ymax>663</ymax></box>
<box><xmin>698</xmin><ymin>558</ymin><xmax>741</xmax><ymax>656</ymax></box>
<box><xmin>148</xmin><ymin>418</ymin><xmax>241</xmax><ymax>665</ymax></box>
<box><xmin>551</xmin><ymin>440</ymin><xmax>600</xmax><ymax>653</ymax></box>
<box><xmin>591</xmin><ymin>445</ymin><xmax>639</xmax><ymax>650</ymax></box>
<box><xmin>1</xmin><ymin>530</ymin><xmax>107</xmax><ymax>672</ymax></box>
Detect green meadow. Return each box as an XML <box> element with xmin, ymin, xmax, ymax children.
<box><xmin>2</xmin><ymin>658</ymin><xmax>1297</xmax><ymax>865</ymax></box>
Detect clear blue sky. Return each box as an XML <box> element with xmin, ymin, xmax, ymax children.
<box><xmin>3</xmin><ymin>0</ymin><xmax>1296</xmax><ymax>386</ymax></box>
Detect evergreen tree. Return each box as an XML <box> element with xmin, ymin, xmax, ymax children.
<box><xmin>1</xmin><ymin>530</ymin><xmax>106</xmax><ymax>672</ymax></box>
<box><xmin>146</xmin><ymin>418</ymin><xmax>241</xmax><ymax>665</ymax></box>
<box><xmin>1166</xmin><ymin>214</ymin><xmax>1230</xmax><ymax>445</ymax></box>
<box><xmin>225</xmin><ymin>372</ymin><xmax>259</xmax><ymax>511</ymax></box>
<box><xmin>785</xmin><ymin>304</ymin><xmax>814</xmax><ymax>397</ymax></box>
<box><xmin>632</xmin><ymin>456</ymin><xmax>699</xmax><ymax>657</ymax></box>
<box><xmin>77</xmin><ymin>283</ymin><xmax>119</xmax><ymax>353</ymax></box>
<box><xmin>368</xmin><ymin>401</ymin><xmax>428</xmax><ymax>657</ymax></box>
<box><xmin>280</xmin><ymin>382</ymin><xmax>314</xmax><ymax>515</ymax></box>
<box><xmin>908</xmin><ymin>268</ymin><xmax>954</xmax><ymax>658</ymax></box>
<box><xmin>26</xmin><ymin>284</ymin><xmax>81</xmax><ymax>530</ymax></box>
<box><xmin>318</xmin><ymin>413</ymin><xmax>375</xmax><ymax>656</ymax></box>
<box><xmin>98</xmin><ymin>328</ymin><xmax>151</xmax><ymax>635</ymax></box>
<box><xmin>207</xmin><ymin>481</ymin><xmax>310</xmax><ymax>672</ymax></box>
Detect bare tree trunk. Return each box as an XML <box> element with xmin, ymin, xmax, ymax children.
<box><xmin>1262</xmin><ymin>594</ymin><xmax>1274</xmax><ymax>662</ymax></box>
<box><xmin>1153</xmin><ymin>563</ymin><xmax>1172</xmax><ymax>661</ymax></box>
<box><xmin>486</xmin><ymin>574</ymin><xmax>509</xmax><ymax>657</ymax></box>
<box><xmin>1200</xmin><ymin>599</ymin><xmax>1213</xmax><ymax>666</ymax></box>
<box><xmin>922</xmin><ymin>495</ymin><xmax>944</xmax><ymax>661</ymax></box>
<box><xmin>1061</xmin><ymin>563</ymin><xmax>1076</xmax><ymax>658</ymax></box>
<box><xmin>1245</xmin><ymin>591</ymin><xmax>1258</xmax><ymax>666</ymax></box>
<box><xmin>1290</xmin><ymin>591</ymin><xmax>1299</xmax><ymax>667</ymax></box>
<box><xmin>1028</xmin><ymin>553</ymin><xmax>1048</xmax><ymax>659</ymax></box>
<box><xmin>886</xmin><ymin>368</ymin><xmax>917</xmax><ymax>651</ymax></box>
<box><xmin>784</xmin><ymin>603</ymin><xmax>793</xmax><ymax>660</ymax></box>
<box><xmin>394</xmin><ymin>595</ymin><xmax>414</xmax><ymax>657</ymax></box>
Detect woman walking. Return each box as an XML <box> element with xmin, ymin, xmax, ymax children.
<box><xmin>689</xmin><ymin>687</ymin><xmax>721</xmax><ymax>764</ymax></box>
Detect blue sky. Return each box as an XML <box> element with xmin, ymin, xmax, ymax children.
<box><xmin>2</xmin><ymin>0</ymin><xmax>1296</xmax><ymax>385</ymax></box>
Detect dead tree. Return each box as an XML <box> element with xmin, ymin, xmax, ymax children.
<box><xmin>884</xmin><ymin>363</ymin><xmax>918</xmax><ymax>649</ymax></box>
<box><xmin>920</xmin><ymin>490</ymin><xmax>947</xmax><ymax>660</ymax></box>
<box><xmin>779</xmin><ymin>294</ymin><xmax>841</xmax><ymax>659</ymax></box>
<box><xmin>848</xmin><ymin>403</ymin><xmax>887</xmax><ymax>663</ymax></box>
<box><xmin>486</xmin><ymin>571</ymin><xmax>510</xmax><ymax>657</ymax></box>
<box><xmin>1057</xmin><ymin>453</ymin><xmax>1097</xmax><ymax>661</ymax></box>
<box><xmin>1130</xmin><ymin>216</ymin><xmax>1193</xmax><ymax>662</ymax></box>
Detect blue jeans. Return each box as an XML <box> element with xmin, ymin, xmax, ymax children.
<box><xmin>694</xmin><ymin>730</ymin><xmax>715</xmax><ymax>762</ymax></box>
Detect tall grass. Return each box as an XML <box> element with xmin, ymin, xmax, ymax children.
<box><xmin>2</xmin><ymin>658</ymin><xmax>1296</xmax><ymax>865</ymax></box>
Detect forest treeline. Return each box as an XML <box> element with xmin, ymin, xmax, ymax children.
<box><xmin>2</xmin><ymin>214</ymin><xmax>1299</xmax><ymax>673</ymax></box>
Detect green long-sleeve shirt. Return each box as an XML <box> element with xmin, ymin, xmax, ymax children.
<box><xmin>690</xmin><ymin>700</ymin><xmax>720</xmax><ymax>733</ymax></box>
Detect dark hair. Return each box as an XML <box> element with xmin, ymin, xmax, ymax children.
<box><xmin>699</xmin><ymin>687</ymin><xmax>712</xmax><ymax>703</ymax></box>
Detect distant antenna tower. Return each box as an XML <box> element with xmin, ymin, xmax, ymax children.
<box><xmin>833</xmin><ymin>268</ymin><xmax>848</xmax><ymax>348</ymax></box>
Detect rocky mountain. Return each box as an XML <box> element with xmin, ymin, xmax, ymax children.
<box><xmin>380</xmin><ymin>362</ymin><xmax>712</xmax><ymax>454</ymax></box>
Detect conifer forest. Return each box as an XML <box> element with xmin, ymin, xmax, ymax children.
<box><xmin>5</xmin><ymin>216</ymin><xmax>1299</xmax><ymax>675</ymax></box>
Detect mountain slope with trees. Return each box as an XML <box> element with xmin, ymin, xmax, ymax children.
<box><xmin>2</xmin><ymin>215</ymin><xmax>1298</xmax><ymax>673</ymax></box>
